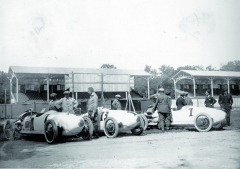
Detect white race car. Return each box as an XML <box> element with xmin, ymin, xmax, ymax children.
<box><xmin>80</xmin><ymin>107</ymin><xmax>145</xmax><ymax>138</ymax></box>
<box><xmin>144</xmin><ymin>105</ymin><xmax>226</xmax><ymax>132</ymax></box>
<box><xmin>12</xmin><ymin>108</ymin><xmax>93</xmax><ymax>144</ymax></box>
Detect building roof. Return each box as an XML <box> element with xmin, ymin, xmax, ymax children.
<box><xmin>172</xmin><ymin>70</ymin><xmax>240</xmax><ymax>79</ymax></box>
<box><xmin>9</xmin><ymin>66</ymin><xmax>151</xmax><ymax>77</ymax></box>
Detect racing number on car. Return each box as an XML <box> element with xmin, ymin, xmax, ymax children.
<box><xmin>103</xmin><ymin>111</ymin><xmax>109</xmax><ymax>121</ymax></box>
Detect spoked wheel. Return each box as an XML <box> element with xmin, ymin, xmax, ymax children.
<box><xmin>81</xmin><ymin>117</ymin><xmax>94</xmax><ymax>140</ymax></box>
<box><xmin>44</xmin><ymin>120</ymin><xmax>58</xmax><ymax>144</ymax></box>
<box><xmin>103</xmin><ymin>117</ymin><xmax>119</xmax><ymax>138</ymax></box>
<box><xmin>131</xmin><ymin>115</ymin><xmax>144</xmax><ymax>135</ymax></box>
<box><xmin>213</xmin><ymin>122</ymin><xmax>224</xmax><ymax>130</ymax></box>
<box><xmin>194</xmin><ymin>113</ymin><xmax>213</xmax><ymax>132</ymax></box>
<box><xmin>4</xmin><ymin>120</ymin><xmax>12</xmax><ymax>140</ymax></box>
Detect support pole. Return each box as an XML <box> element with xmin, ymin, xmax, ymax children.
<box><xmin>147</xmin><ymin>78</ymin><xmax>150</xmax><ymax>99</ymax></box>
<box><xmin>9</xmin><ymin>78</ymin><xmax>12</xmax><ymax>103</ymax></box>
<box><xmin>210</xmin><ymin>78</ymin><xmax>214</xmax><ymax>96</ymax></box>
<box><xmin>47</xmin><ymin>75</ymin><xmax>49</xmax><ymax>102</ymax></box>
<box><xmin>16</xmin><ymin>77</ymin><xmax>18</xmax><ymax>102</ymax></box>
<box><xmin>193</xmin><ymin>77</ymin><xmax>196</xmax><ymax>97</ymax></box>
<box><xmin>227</xmin><ymin>78</ymin><xmax>230</xmax><ymax>94</ymax></box>
<box><xmin>173</xmin><ymin>79</ymin><xmax>177</xmax><ymax>99</ymax></box>
<box><xmin>72</xmin><ymin>72</ymin><xmax>74</xmax><ymax>99</ymax></box>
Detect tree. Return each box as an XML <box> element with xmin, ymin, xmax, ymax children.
<box><xmin>0</xmin><ymin>71</ymin><xmax>10</xmax><ymax>104</ymax></box>
<box><xmin>101</xmin><ymin>64</ymin><xmax>117</xmax><ymax>69</ymax></box>
<box><xmin>220</xmin><ymin>60</ymin><xmax>240</xmax><ymax>71</ymax></box>
<box><xmin>205</xmin><ymin>65</ymin><xmax>217</xmax><ymax>71</ymax></box>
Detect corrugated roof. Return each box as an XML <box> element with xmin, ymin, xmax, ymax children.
<box><xmin>173</xmin><ymin>70</ymin><xmax>240</xmax><ymax>78</ymax></box>
<box><xmin>9</xmin><ymin>66</ymin><xmax>151</xmax><ymax>77</ymax></box>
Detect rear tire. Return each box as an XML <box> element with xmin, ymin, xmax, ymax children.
<box><xmin>82</xmin><ymin>117</ymin><xmax>94</xmax><ymax>140</ymax></box>
<box><xmin>44</xmin><ymin>120</ymin><xmax>58</xmax><ymax>144</ymax></box>
<box><xmin>131</xmin><ymin>115</ymin><xmax>144</xmax><ymax>135</ymax></box>
<box><xmin>213</xmin><ymin>122</ymin><xmax>224</xmax><ymax>130</ymax></box>
<box><xmin>139</xmin><ymin>114</ymin><xmax>148</xmax><ymax>130</ymax></box>
<box><xmin>194</xmin><ymin>113</ymin><xmax>213</xmax><ymax>132</ymax></box>
<box><xmin>103</xmin><ymin>117</ymin><xmax>119</xmax><ymax>138</ymax></box>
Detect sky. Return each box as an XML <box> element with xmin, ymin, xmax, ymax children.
<box><xmin>0</xmin><ymin>0</ymin><xmax>239</xmax><ymax>72</ymax></box>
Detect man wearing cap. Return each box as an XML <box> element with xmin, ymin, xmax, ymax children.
<box><xmin>204</xmin><ymin>90</ymin><xmax>216</xmax><ymax>108</ymax></box>
<box><xmin>87</xmin><ymin>87</ymin><xmax>99</xmax><ymax>138</ymax></box>
<box><xmin>184</xmin><ymin>92</ymin><xmax>193</xmax><ymax>106</ymax></box>
<box><xmin>152</xmin><ymin>88</ymin><xmax>171</xmax><ymax>131</ymax></box>
<box><xmin>218</xmin><ymin>88</ymin><xmax>233</xmax><ymax>126</ymax></box>
<box><xmin>112</xmin><ymin>94</ymin><xmax>122</xmax><ymax>110</ymax></box>
<box><xmin>165</xmin><ymin>90</ymin><xmax>173</xmax><ymax>122</ymax></box>
<box><xmin>49</xmin><ymin>93</ymin><xmax>62</xmax><ymax>112</ymax></box>
<box><xmin>55</xmin><ymin>91</ymin><xmax>78</xmax><ymax>113</ymax></box>
<box><xmin>176</xmin><ymin>92</ymin><xmax>187</xmax><ymax>110</ymax></box>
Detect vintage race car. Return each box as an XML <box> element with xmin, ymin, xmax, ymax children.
<box><xmin>80</xmin><ymin>107</ymin><xmax>145</xmax><ymax>138</ymax></box>
<box><xmin>12</xmin><ymin>108</ymin><xmax>93</xmax><ymax>144</ymax></box>
<box><xmin>144</xmin><ymin>105</ymin><xmax>226</xmax><ymax>132</ymax></box>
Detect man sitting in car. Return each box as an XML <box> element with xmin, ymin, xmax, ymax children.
<box><xmin>49</xmin><ymin>93</ymin><xmax>62</xmax><ymax>112</ymax></box>
<box><xmin>55</xmin><ymin>91</ymin><xmax>78</xmax><ymax>113</ymax></box>
<box><xmin>112</xmin><ymin>94</ymin><xmax>122</xmax><ymax>110</ymax></box>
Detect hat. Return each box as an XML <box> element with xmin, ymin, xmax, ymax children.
<box><xmin>158</xmin><ymin>88</ymin><xmax>164</xmax><ymax>92</ymax></box>
<box><xmin>63</xmin><ymin>91</ymin><xmax>70</xmax><ymax>95</ymax></box>
<box><xmin>185</xmin><ymin>92</ymin><xmax>188</xmax><ymax>95</ymax></box>
<box><xmin>165</xmin><ymin>90</ymin><xmax>171</xmax><ymax>95</ymax></box>
<box><xmin>50</xmin><ymin>93</ymin><xmax>57</xmax><ymax>97</ymax></box>
<box><xmin>180</xmin><ymin>91</ymin><xmax>185</xmax><ymax>96</ymax></box>
<box><xmin>115</xmin><ymin>94</ymin><xmax>121</xmax><ymax>98</ymax></box>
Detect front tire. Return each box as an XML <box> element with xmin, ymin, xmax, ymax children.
<box><xmin>131</xmin><ymin>115</ymin><xmax>144</xmax><ymax>135</ymax></box>
<box><xmin>103</xmin><ymin>117</ymin><xmax>119</xmax><ymax>138</ymax></box>
<box><xmin>44</xmin><ymin>120</ymin><xmax>58</xmax><ymax>144</ymax></box>
<box><xmin>82</xmin><ymin>117</ymin><xmax>94</xmax><ymax>140</ymax></box>
<box><xmin>194</xmin><ymin>113</ymin><xmax>213</xmax><ymax>132</ymax></box>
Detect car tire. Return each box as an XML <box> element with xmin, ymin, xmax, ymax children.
<box><xmin>212</xmin><ymin>122</ymin><xmax>224</xmax><ymax>130</ymax></box>
<box><xmin>82</xmin><ymin>117</ymin><xmax>94</xmax><ymax>140</ymax></box>
<box><xmin>103</xmin><ymin>117</ymin><xmax>119</xmax><ymax>138</ymax></box>
<box><xmin>4</xmin><ymin>120</ymin><xmax>12</xmax><ymax>140</ymax></box>
<box><xmin>139</xmin><ymin>114</ymin><xmax>148</xmax><ymax>130</ymax></box>
<box><xmin>44</xmin><ymin>119</ymin><xmax>58</xmax><ymax>144</ymax></box>
<box><xmin>131</xmin><ymin>115</ymin><xmax>144</xmax><ymax>135</ymax></box>
<box><xmin>194</xmin><ymin>113</ymin><xmax>213</xmax><ymax>132</ymax></box>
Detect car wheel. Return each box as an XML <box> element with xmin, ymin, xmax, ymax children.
<box><xmin>194</xmin><ymin>113</ymin><xmax>213</xmax><ymax>132</ymax></box>
<box><xmin>103</xmin><ymin>117</ymin><xmax>119</xmax><ymax>138</ymax></box>
<box><xmin>213</xmin><ymin>122</ymin><xmax>224</xmax><ymax>130</ymax></box>
<box><xmin>82</xmin><ymin>117</ymin><xmax>94</xmax><ymax>140</ymax></box>
<box><xmin>131</xmin><ymin>115</ymin><xmax>144</xmax><ymax>135</ymax></box>
<box><xmin>44</xmin><ymin>120</ymin><xmax>58</xmax><ymax>144</ymax></box>
<box><xmin>139</xmin><ymin>114</ymin><xmax>148</xmax><ymax>130</ymax></box>
<box><xmin>4</xmin><ymin>120</ymin><xmax>12</xmax><ymax>140</ymax></box>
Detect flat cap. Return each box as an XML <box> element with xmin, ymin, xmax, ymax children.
<box><xmin>115</xmin><ymin>94</ymin><xmax>121</xmax><ymax>98</ymax></box>
<box><xmin>158</xmin><ymin>88</ymin><xmax>164</xmax><ymax>92</ymax></box>
<box><xmin>63</xmin><ymin>91</ymin><xmax>70</xmax><ymax>94</ymax></box>
<box><xmin>50</xmin><ymin>93</ymin><xmax>57</xmax><ymax>97</ymax></box>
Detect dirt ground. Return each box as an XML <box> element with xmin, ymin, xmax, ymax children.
<box><xmin>0</xmin><ymin>111</ymin><xmax>240</xmax><ymax>169</ymax></box>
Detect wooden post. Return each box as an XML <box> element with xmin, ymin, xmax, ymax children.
<box><xmin>147</xmin><ymin>78</ymin><xmax>150</xmax><ymax>99</ymax></box>
<box><xmin>16</xmin><ymin>77</ymin><xmax>18</xmax><ymax>102</ymax></box>
<box><xmin>227</xmin><ymin>78</ymin><xmax>230</xmax><ymax>94</ymax></box>
<box><xmin>173</xmin><ymin>79</ymin><xmax>177</xmax><ymax>99</ymax></box>
<box><xmin>210</xmin><ymin>78</ymin><xmax>214</xmax><ymax>96</ymax></box>
<box><xmin>193</xmin><ymin>77</ymin><xmax>196</xmax><ymax>97</ymax></box>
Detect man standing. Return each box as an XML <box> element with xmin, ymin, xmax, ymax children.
<box><xmin>112</xmin><ymin>94</ymin><xmax>122</xmax><ymax>110</ymax></box>
<box><xmin>165</xmin><ymin>90</ymin><xmax>173</xmax><ymax>122</ymax></box>
<box><xmin>218</xmin><ymin>88</ymin><xmax>233</xmax><ymax>126</ymax></box>
<box><xmin>204</xmin><ymin>90</ymin><xmax>216</xmax><ymax>108</ymax></box>
<box><xmin>176</xmin><ymin>92</ymin><xmax>187</xmax><ymax>110</ymax></box>
<box><xmin>49</xmin><ymin>93</ymin><xmax>62</xmax><ymax>112</ymax></box>
<box><xmin>184</xmin><ymin>92</ymin><xmax>193</xmax><ymax>106</ymax></box>
<box><xmin>55</xmin><ymin>91</ymin><xmax>78</xmax><ymax>113</ymax></box>
<box><xmin>87</xmin><ymin>87</ymin><xmax>99</xmax><ymax>138</ymax></box>
<box><xmin>152</xmin><ymin>88</ymin><xmax>171</xmax><ymax>131</ymax></box>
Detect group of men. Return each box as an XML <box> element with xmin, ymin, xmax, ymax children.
<box><xmin>48</xmin><ymin>87</ymin><xmax>99</xmax><ymax>138</ymax></box>
<box><xmin>152</xmin><ymin>87</ymin><xmax>234</xmax><ymax>131</ymax></box>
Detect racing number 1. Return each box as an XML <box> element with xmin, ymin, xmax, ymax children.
<box><xmin>104</xmin><ymin>111</ymin><xmax>109</xmax><ymax>120</ymax></box>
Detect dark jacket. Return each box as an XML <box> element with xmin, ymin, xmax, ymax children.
<box><xmin>152</xmin><ymin>93</ymin><xmax>171</xmax><ymax>113</ymax></box>
<box><xmin>218</xmin><ymin>93</ymin><xmax>233</xmax><ymax>110</ymax></box>
<box><xmin>176</xmin><ymin>96</ymin><xmax>187</xmax><ymax>110</ymax></box>
<box><xmin>204</xmin><ymin>95</ymin><xmax>216</xmax><ymax>108</ymax></box>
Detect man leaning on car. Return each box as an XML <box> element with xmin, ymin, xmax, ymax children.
<box><xmin>87</xmin><ymin>87</ymin><xmax>99</xmax><ymax>138</ymax></box>
<box><xmin>152</xmin><ymin>88</ymin><xmax>171</xmax><ymax>131</ymax></box>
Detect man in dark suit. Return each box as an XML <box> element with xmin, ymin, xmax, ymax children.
<box><xmin>204</xmin><ymin>90</ymin><xmax>216</xmax><ymax>108</ymax></box>
<box><xmin>152</xmin><ymin>88</ymin><xmax>171</xmax><ymax>131</ymax></box>
<box><xmin>176</xmin><ymin>92</ymin><xmax>187</xmax><ymax>110</ymax></box>
<box><xmin>218</xmin><ymin>88</ymin><xmax>233</xmax><ymax>126</ymax></box>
